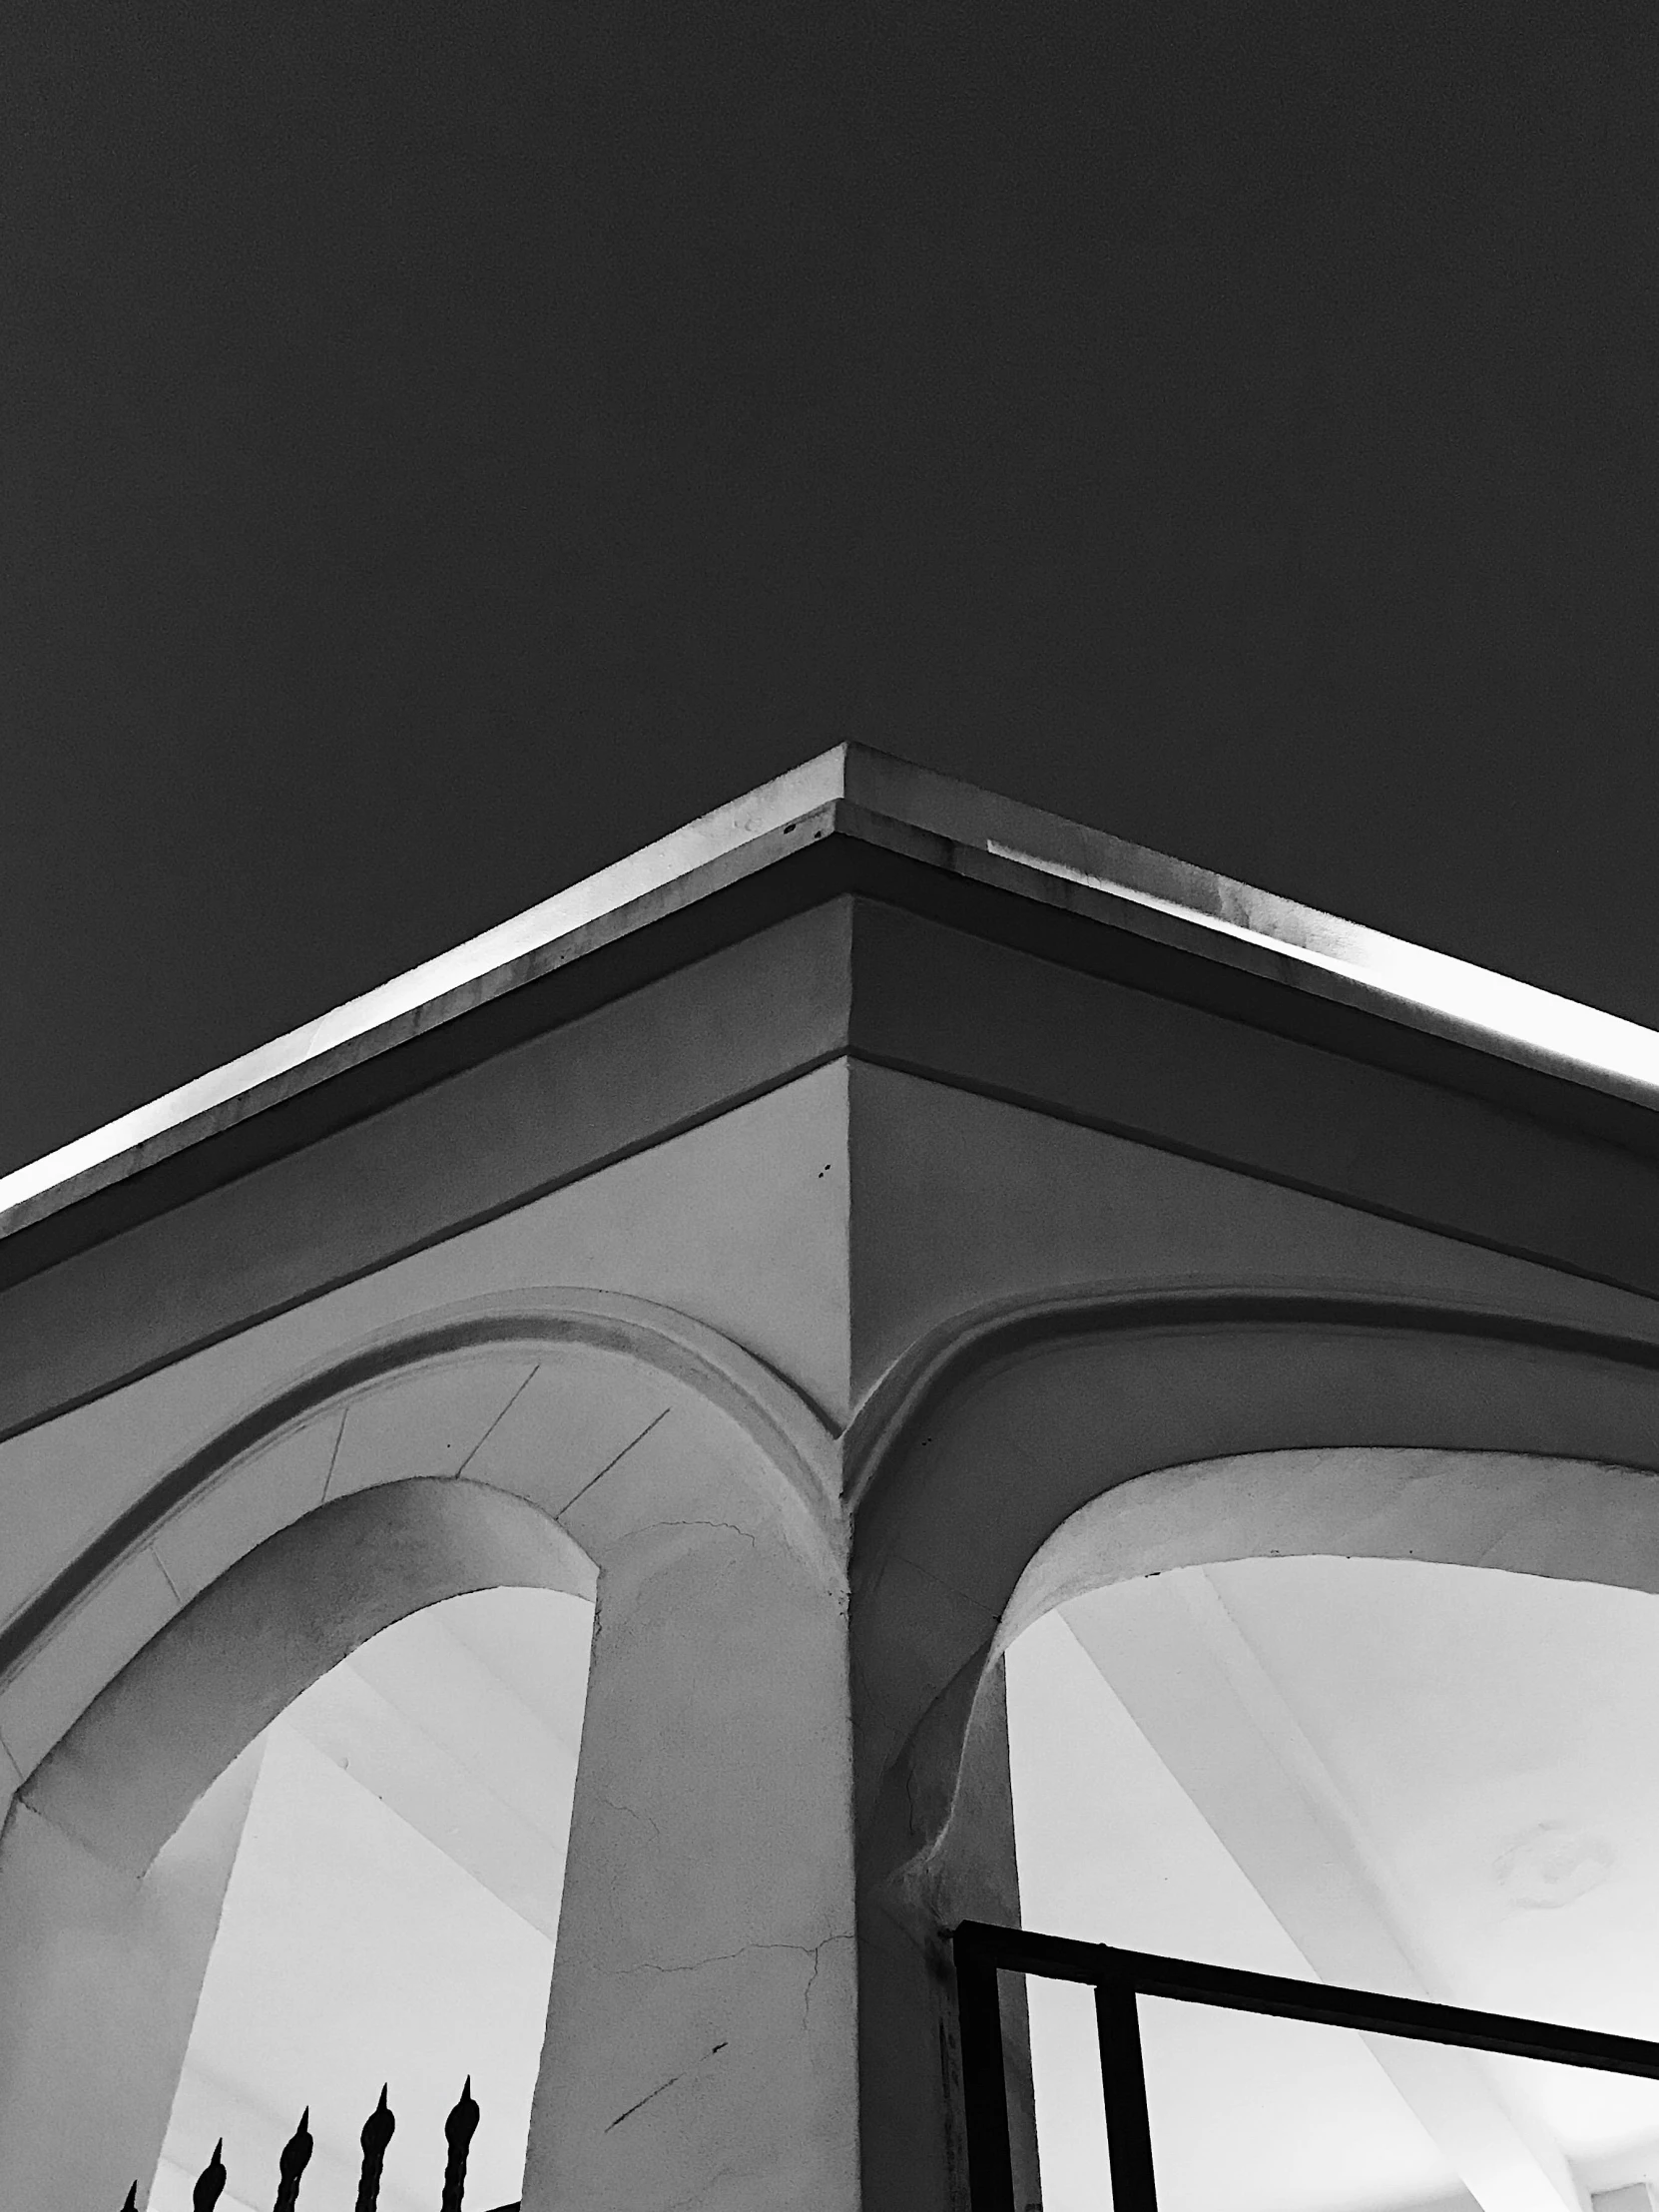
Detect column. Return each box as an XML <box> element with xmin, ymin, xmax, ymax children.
<box><xmin>522</xmin><ymin>1509</ymin><xmax>858</xmax><ymax>2212</ymax></box>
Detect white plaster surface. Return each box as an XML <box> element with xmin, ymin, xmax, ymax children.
<box><xmin>0</xmin><ymin>1061</ymin><xmax>848</xmax><ymax>1701</ymax></box>
<box><xmin>526</xmin><ymin>1417</ymin><xmax>857</xmax><ymax>2212</ymax></box>
<box><xmin>846</xmin><ymin>1062</ymin><xmax>1659</xmax><ymax>1403</ymax></box>
<box><xmin>459</xmin><ymin>1349</ymin><xmax>677</xmax><ymax>1522</ymax></box>
<box><xmin>1000</xmin><ymin>1449</ymin><xmax>1659</xmax><ymax>1653</ymax></box>
<box><xmin>0</xmin><ymin>1285</ymin><xmax>850</xmax><ymax>2212</ymax></box>
<box><xmin>9</xmin><ymin>1051</ymin><xmax>1659</xmax><ymax>1814</ymax></box>
<box><xmin>0</xmin><ymin>1546</ymin><xmax>181</xmax><ymax>1775</ymax></box>
<box><xmin>323</xmin><ymin>1359</ymin><xmax>540</xmax><ymax>1499</ymax></box>
<box><xmin>151</xmin><ymin>1411</ymin><xmax>343</xmax><ymax>1607</ymax></box>
<box><xmin>0</xmin><ymin>1746</ymin><xmax>262</xmax><ymax>2212</ymax></box>
<box><xmin>12</xmin><ymin>1040</ymin><xmax>1659</xmax><ymax>2212</ymax></box>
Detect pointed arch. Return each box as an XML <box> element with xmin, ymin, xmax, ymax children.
<box><xmin>847</xmin><ymin>1286</ymin><xmax>1659</xmax><ymax>1876</ymax></box>
<box><xmin>6</xmin><ymin>1289</ymin><xmax>839</xmax><ymax>1871</ymax></box>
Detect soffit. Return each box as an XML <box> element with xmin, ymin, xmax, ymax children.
<box><xmin>1013</xmin><ymin>1556</ymin><xmax>1659</xmax><ymax>2211</ymax></box>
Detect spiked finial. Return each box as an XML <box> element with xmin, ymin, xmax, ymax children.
<box><xmin>193</xmin><ymin>2138</ymin><xmax>228</xmax><ymax>2212</ymax></box>
<box><xmin>354</xmin><ymin>2084</ymin><xmax>396</xmax><ymax>2212</ymax></box>
<box><xmin>273</xmin><ymin>2110</ymin><xmax>313</xmax><ymax>2212</ymax></box>
<box><xmin>440</xmin><ymin>2078</ymin><xmax>481</xmax><ymax>2212</ymax></box>
<box><xmin>363</xmin><ymin>2084</ymin><xmax>395</xmax><ymax>2155</ymax></box>
<box><xmin>121</xmin><ymin>2188</ymin><xmax>138</xmax><ymax>2212</ymax></box>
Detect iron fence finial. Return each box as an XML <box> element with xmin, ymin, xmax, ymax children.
<box><xmin>354</xmin><ymin>2082</ymin><xmax>396</xmax><ymax>2212</ymax></box>
<box><xmin>194</xmin><ymin>2139</ymin><xmax>228</xmax><ymax>2212</ymax></box>
<box><xmin>273</xmin><ymin>2109</ymin><xmax>313</xmax><ymax>2212</ymax></box>
<box><xmin>441</xmin><ymin>2077</ymin><xmax>481</xmax><ymax>2212</ymax></box>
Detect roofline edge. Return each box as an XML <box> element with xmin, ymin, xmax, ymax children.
<box><xmin>7</xmin><ymin>741</ymin><xmax>1659</xmax><ymax>1240</ymax></box>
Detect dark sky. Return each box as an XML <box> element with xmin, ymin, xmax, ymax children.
<box><xmin>4</xmin><ymin>2</ymin><xmax>1658</xmax><ymax>1178</ymax></box>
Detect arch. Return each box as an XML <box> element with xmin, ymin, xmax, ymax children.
<box><xmin>844</xmin><ymin>1288</ymin><xmax>1659</xmax><ymax>2212</ymax></box>
<box><xmin>846</xmin><ymin>1287</ymin><xmax>1659</xmax><ymax>1881</ymax></box>
<box><xmin>28</xmin><ymin>1477</ymin><xmax>590</xmax><ymax>1877</ymax></box>
<box><xmin>0</xmin><ymin>1290</ymin><xmax>843</xmax><ymax>2212</ymax></box>
<box><xmin>998</xmin><ymin>1442</ymin><xmax>1659</xmax><ymax>1656</ymax></box>
<box><xmin>2</xmin><ymin>1287</ymin><xmax>840</xmax><ymax>1860</ymax></box>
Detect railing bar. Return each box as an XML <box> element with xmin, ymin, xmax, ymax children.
<box><xmin>1094</xmin><ymin>1977</ymin><xmax>1159</xmax><ymax>2212</ymax></box>
<box><xmin>952</xmin><ymin>1931</ymin><xmax>1019</xmax><ymax>2212</ymax></box>
<box><xmin>954</xmin><ymin>1922</ymin><xmax>1659</xmax><ymax>2079</ymax></box>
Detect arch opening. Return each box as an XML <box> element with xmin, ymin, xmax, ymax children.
<box><xmin>979</xmin><ymin>1449</ymin><xmax>1659</xmax><ymax>2212</ymax></box>
<box><xmin>1007</xmin><ymin>1550</ymin><xmax>1659</xmax><ymax>2212</ymax></box>
<box><xmin>0</xmin><ymin>1291</ymin><xmax>844</xmax><ymax>2212</ymax></box>
<box><xmin>0</xmin><ymin>1472</ymin><xmax>597</xmax><ymax>2212</ymax></box>
<box><xmin>150</xmin><ymin>1580</ymin><xmax>594</xmax><ymax>2212</ymax></box>
<box><xmin>848</xmin><ymin>1302</ymin><xmax>1659</xmax><ymax>2212</ymax></box>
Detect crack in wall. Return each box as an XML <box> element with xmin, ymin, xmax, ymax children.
<box><xmin>606</xmin><ymin>2040</ymin><xmax>729</xmax><ymax>2132</ymax></box>
<box><xmin>599</xmin><ymin>1793</ymin><xmax>662</xmax><ymax>1843</ymax></box>
<box><xmin>801</xmin><ymin>1934</ymin><xmax>853</xmax><ymax>2032</ymax></box>
<box><xmin>616</xmin><ymin>1933</ymin><xmax>854</xmax><ymax>2041</ymax></box>
<box><xmin>654</xmin><ymin>1518</ymin><xmax>760</xmax><ymax>1551</ymax></box>
<box><xmin>605</xmin><ymin>2070</ymin><xmax>682</xmax><ymax>2131</ymax></box>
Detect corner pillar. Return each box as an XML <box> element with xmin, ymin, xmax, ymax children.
<box><xmin>523</xmin><ymin>1499</ymin><xmax>858</xmax><ymax>2212</ymax></box>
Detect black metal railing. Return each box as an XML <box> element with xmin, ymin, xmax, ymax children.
<box><xmin>953</xmin><ymin>1919</ymin><xmax>1659</xmax><ymax>2212</ymax></box>
<box><xmin>119</xmin><ymin>2077</ymin><xmax>523</xmax><ymax>2212</ymax></box>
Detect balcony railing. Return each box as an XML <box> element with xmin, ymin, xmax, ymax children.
<box><xmin>952</xmin><ymin>1918</ymin><xmax>1659</xmax><ymax>2212</ymax></box>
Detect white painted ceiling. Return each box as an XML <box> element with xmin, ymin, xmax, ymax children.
<box><xmin>149</xmin><ymin>1587</ymin><xmax>593</xmax><ymax>2212</ymax></box>
<box><xmin>1008</xmin><ymin>1558</ymin><xmax>1659</xmax><ymax>2212</ymax></box>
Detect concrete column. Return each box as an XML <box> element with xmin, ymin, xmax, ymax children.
<box><xmin>0</xmin><ymin>1741</ymin><xmax>262</xmax><ymax>2212</ymax></box>
<box><xmin>522</xmin><ymin>1512</ymin><xmax>857</xmax><ymax>2212</ymax></box>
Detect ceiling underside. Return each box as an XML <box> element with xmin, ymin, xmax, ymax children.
<box><xmin>1009</xmin><ymin>1555</ymin><xmax>1659</xmax><ymax>2212</ymax></box>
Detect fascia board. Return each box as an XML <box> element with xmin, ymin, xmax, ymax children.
<box><xmin>7</xmin><ymin>742</ymin><xmax>1659</xmax><ymax>1242</ymax></box>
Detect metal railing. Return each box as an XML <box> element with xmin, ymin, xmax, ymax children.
<box><xmin>120</xmin><ymin>2078</ymin><xmax>522</xmax><ymax>2212</ymax></box>
<box><xmin>952</xmin><ymin>1919</ymin><xmax>1659</xmax><ymax>2212</ymax></box>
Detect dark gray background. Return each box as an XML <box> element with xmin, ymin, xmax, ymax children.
<box><xmin>4</xmin><ymin>1</ymin><xmax>1656</xmax><ymax>1175</ymax></box>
